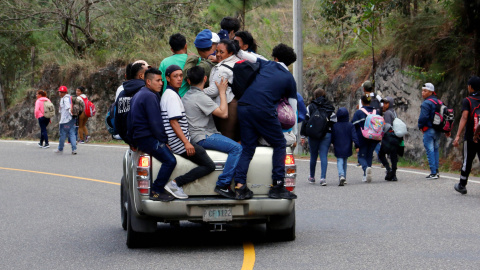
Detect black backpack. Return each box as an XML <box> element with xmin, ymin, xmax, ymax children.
<box><xmin>305</xmin><ymin>104</ymin><xmax>329</xmax><ymax>140</ymax></box>
<box><xmin>221</xmin><ymin>60</ymin><xmax>260</xmax><ymax>100</ymax></box>
<box><xmin>370</xmin><ymin>96</ymin><xmax>382</xmax><ymax>116</ymax></box>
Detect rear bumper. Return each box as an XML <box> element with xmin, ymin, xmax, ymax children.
<box><xmin>139</xmin><ymin>196</ymin><xmax>295</xmax><ymax>221</ymax></box>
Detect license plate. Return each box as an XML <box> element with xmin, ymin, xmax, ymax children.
<box><xmin>203</xmin><ymin>207</ymin><xmax>233</xmax><ymax>222</ymax></box>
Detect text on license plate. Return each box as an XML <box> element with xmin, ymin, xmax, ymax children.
<box><xmin>203</xmin><ymin>207</ymin><xmax>233</xmax><ymax>222</ymax></box>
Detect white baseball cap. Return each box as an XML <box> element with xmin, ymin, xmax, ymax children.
<box><xmin>422</xmin><ymin>82</ymin><xmax>435</xmax><ymax>92</ymax></box>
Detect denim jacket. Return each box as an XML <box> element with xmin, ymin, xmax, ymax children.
<box><xmin>418</xmin><ymin>95</ymin><xmax>438</xmax><ymax>130</ymax></box>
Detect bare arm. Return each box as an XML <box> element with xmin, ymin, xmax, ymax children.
<box><xmin>453</xmin><ymin>110</ymin><xmax>469</xmax><ymax>147</ymax></box>
<box><xmin>170</xmin><ymin>119</ymin><xmax>195</xmax><ymax>156</ymax></box>
<box><xmin>211</xmin><ymin>77</ymin><xmax>229</xmax><ymax>119</ymax></box>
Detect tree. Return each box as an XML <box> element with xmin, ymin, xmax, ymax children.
<box><xmin>461</xmin><ymin>0</ymin><xmax>480</xmax><ymax>74</ymax></box>
<box><xmin>208</xmin><ymin>0</ymin><xmax>280</xmax><ymax>30</ymax></box>
<box><xmin>0</xmin><ymin>0</ymin><xmax>112</xmax><ymax>58</ymax></box>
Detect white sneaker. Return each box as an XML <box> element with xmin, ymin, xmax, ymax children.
<box><xmin>366</xmin><ymin>167</ymin><xmax>372</xmax><ymax>183</ymax></box>
<box><xmin>113</xmin><ymin>134</ymin><xmax>122</xmax><ymax>140</ymax></box>
<box><xmin>339</xmin><ymin>176</ymin><xmax>346</xmax><ymax>186</ymax></box>
<box><xmin>165</xmin><ymin>181</ymin><xmax>188</xmax><ymax>199</ymax></box>
<box><xmin>54</xmin><ymin>149</ymin><xmax>63</xmax><ymax>154</ymax></box>
<box><xmin>362</xmin><ymin>175</ymin><xmax>367</xmax><ymax>182</ymax></box>
<box><xmin>319</xmin><ymin>178</ymin><xmax>327</xmax><ymax>186</ymax></box>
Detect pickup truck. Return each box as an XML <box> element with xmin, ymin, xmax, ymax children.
<box><xmin>120</xmin><ymin>146</ymin><xmax>297</xmax><ymax>248</ymax></box>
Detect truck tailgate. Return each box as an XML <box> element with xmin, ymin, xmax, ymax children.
<box><xmin>151</xmin><ymin>147</ymin><xmax>277</xmax><ymax>196</ymax></box>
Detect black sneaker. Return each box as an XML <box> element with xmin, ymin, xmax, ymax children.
<box><xmin>454</xmin><ymin>183</ymin><xmax>467</xmax><ymax>195</ymax></box>
<box><xmin>436</xmin><ymin>170</ymin><xmax>440</xmax><ymax>178</ymax></box>
<box><xmin>150</xmin><ymin>190</ymin><xmax>175</xmax><ymax>202</ymax></box>
<box><xmin>234</xmin><ymin>185</ymin><xmax>253</xmax><ymax>200</ymax></box>
<box><xmin>268</xmin><ymin>184</ymin><xmax>297</xmax><ymax>200</ymax></box>
<box><xmin>385</xmin><ymin>170</ymin><xmax>393</xmax><ymax>181</ymax></box>
<box><xmin>214</xmin><ymin>185</ymin><xmax>236</xmax><ymax>199</ymax></box>
<box><xmin>425</xmin><ymin>174</ymin><xmax>439</xmax><ymax>180</ymax></box>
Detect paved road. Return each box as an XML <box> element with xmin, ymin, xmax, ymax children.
<box><xmin>1</xmin><ymin>140</ymin><xmax>480</xmax><ymax>269</ymax></box>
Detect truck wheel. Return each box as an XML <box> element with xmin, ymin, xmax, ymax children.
<box><xmin>266</xmin><ymin>208</ymin><xmax>296</xmax><ymax>241</ymax></box>
<box><xmin>126</xmin><ymin>195</ymin><xmax>145</xmax><ymax>248</ymax></box>
<box><xmin>120</xmin><ymin>177</ymin><xmax>127</xmax><ymax>231</ymax></box>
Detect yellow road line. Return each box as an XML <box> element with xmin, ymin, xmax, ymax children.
<box><xmin>0</xmin><ymin>167</ymin><xmax>120</xmax><ymax>186</ymax></box>
<box><xmin>241</xmin><ymin>242</ymin><xmax>255</xmax><ymax>270</ymax></box>
<box><xmin>1</xmin><ymin>166</ymin><xmax>255</xmax><ymax>267</ymax></box>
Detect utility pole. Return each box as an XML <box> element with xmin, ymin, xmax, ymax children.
<box><xmin>293</xmin><ymin>0</ymin><xmax>303</xmax><ymax>155</ymax></box>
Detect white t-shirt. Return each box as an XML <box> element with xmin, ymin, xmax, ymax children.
<box><xmin>160</xmin><ymin>87</ymin><xmax>190</xmax><ymax>154</ymax></box>
<box><xmin>115</xmin><ymin>85</ymin><xmax>124</xmax><ymax>100</ymax></box>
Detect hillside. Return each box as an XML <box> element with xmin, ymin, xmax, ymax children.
<box><xmin>1</xmin><ymin>0</ymin><xmax>479</xmax><ymax>171</ymax></box>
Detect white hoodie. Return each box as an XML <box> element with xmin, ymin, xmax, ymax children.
<box><xmin>59</xmin><ymin>94</ymin><xmax>72</xmax><ymax>124</ymax></box>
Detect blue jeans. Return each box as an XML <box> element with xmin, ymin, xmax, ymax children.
<box><xmin>358</xmin><ymin>139</ymin><xmax>379</xmax><ymax>175</ymax></box>
<box><xmin>235</xmin><ymin>105</ymin><xmax>286</xmax><ymax>185</ymax></box>
<box><xmin>38</xmin><ymin>117</ymin><xmax>50</xmax><ymax>145</ymax></box>
<box><xmin>337</xmin><ymin>157</ymin><xmax>348</xmax><ymax>178</ymax></box>
<box><xmin>197</xmin><ymin>133</ymin><xmax>242</xmax><ymax>187</ymax></box>
<box><xmin>135</xmin><ymin>137</ymin><xmax>177</xmax><ymax>192</ymax></box>
<box><xmin>58</xmin><ymin>118</ymin><xmax>77</xmax><ymax>151</ymax></box>
<box><xmin>308</xmin><ymin>132</ymin><xmax>332</xmax><ymax>179</ymax></box>
<box><xmin>375</xmin><ymin>143</ymin><xmax>381</xmax><ymax>159</ymax></box>
<box><xmin>423</xmin><ymin>128</ymin><xmax>441</xmax><ymax>174</ymax></box>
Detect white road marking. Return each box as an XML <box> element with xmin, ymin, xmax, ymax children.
<box><xmin>296</xmin><ymin>159</ymin><xmax>480</xmax><ymax>184</ymax></box>
<box><xmin>0</xmin><ymin>139</ymin><xmax>129</xmax><ymax>149</ymax></box>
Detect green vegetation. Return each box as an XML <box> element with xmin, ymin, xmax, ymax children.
<box><xmin>1</xmin><ymin>0</ymin><xmax>480</xmax><ymax>109</ymax></box>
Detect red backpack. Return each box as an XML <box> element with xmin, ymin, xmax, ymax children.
<box><xmin>81</xmin><ymin>96</ymin><xmax>96</xmax><ymax>117</ymax></box>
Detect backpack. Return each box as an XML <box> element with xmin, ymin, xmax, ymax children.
<box><xmin>392</xmin><ymin>111</ymin><xmax>408</xmax><ymax>138</ymax></box>
<box><xmin>221</xmin><ymin>60</ymin><xmax>260</xmax><ymax>100</ymax></box>
<box><xmin>467</xmin><ymin>96</ymin><xmax>480</xmax><ymax>135</ymax></box>
<box><xmin>360</xmin><ymin>108</ymin><xmax>385</xmax><ymax>140</ymax></box>
<box><xmin>105</xmin><ymin>101</ymin><xmax>117</xmax><ymax>135</ymax></box>
<box><xmin>370</xmin><ymin>95</ymin><xmax>382</xmax><ymax>116</ymax></box>
<box><xmin>81</xmin><ymin>96</ymin><xmax>96</xmax><ymax>117</ymax></box>
<box><xmin>43</xmin><ymin>100</ymin><xmax>55</xmax><ymax>119</ymax></box>
<box><xmin>427</xmin><ymin>98</ymin><xmax>454</xmax><ymax>133</ymax></box>
<box><xmin>305</xmin><ymin>104</ymin><xmax>329</xmax><ymax>140</ymax></box>
<box><xmin>70</xmin><ymin>96</ymin><xmax>85</xmax><ymax>117</ymax></box>
<box><xmin>277</xmin><ymin>97</ymin><xmax>296</xmax><ymax>129</ymax></box>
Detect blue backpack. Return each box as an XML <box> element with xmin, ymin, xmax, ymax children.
<box><xmin>105</xmin><ymin>101</ymin><xmax>117</xmax><ymax>135</ymax></box>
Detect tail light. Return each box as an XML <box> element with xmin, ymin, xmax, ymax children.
<box><xmin>284</xmin><ymin>154</ymin><xmax>296</xmax><ymax>191</ymax></box>
<box><xmin>137</xmin><ymin>155</ymin><xmax>151</xmax><ymax>195</ymax></box>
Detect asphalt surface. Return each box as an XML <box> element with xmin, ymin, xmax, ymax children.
<box><xmin>1</xmin><ymin>140</ymin><xmax>480</xmax><ymax>269</ymax></box>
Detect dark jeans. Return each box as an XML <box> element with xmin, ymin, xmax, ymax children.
<box><xmin>460</xmin><ymin>140</ymin><xmax>480</xmax><ymax>186</ymax></box>
<box><xmin>176</xmin><ymin>142</ymin><xmax>215</xmax><ymax>187</ymax></box>
<box><xmin>358</xmin><ymin>139</ymin><xmax>379</xmax><ymax>175</ymax></box>
<box><xmin>135</xmin><ymin>137</ymin><xmax>177</xmax><ymax>192</ymax></box>
<box><xmin>378</xmin><ymin>146</ymin><xmax>398</xmax><ymax>173</ymax></box>
<box><xmin>38</xmin><ymin>117</ymin><xmax>50</xmax><ymax>145</ymax></box>
<box><xmin>235</xmin><ymin>105</ymin><xmax>286</xmax><ymax>185</ymax></box>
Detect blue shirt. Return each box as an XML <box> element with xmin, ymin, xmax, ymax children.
<box><xmin>418</xmin><ymin>95</ymin><xmax>439</xmax><ymax>130</ymax></box>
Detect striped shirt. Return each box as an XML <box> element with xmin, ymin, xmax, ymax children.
<box><xmin>160</xmin><ymin>87</ymin><xmax>190</xmax><ymax>154</ymax></box>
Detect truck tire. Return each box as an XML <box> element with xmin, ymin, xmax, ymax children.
<box><xmin>266</xmin><ymin>207</ymin><xmax>296</xmax><ymax>241</ymax></box>
<box><xmin>126</xmin><ymin>195</ymin><xmax>146</xmax><ymax>248</ymax></box>
<box><xmin>120</xmin><ymin>178</ymin><xmax>127</xmax><ymax>231</ymax></box>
